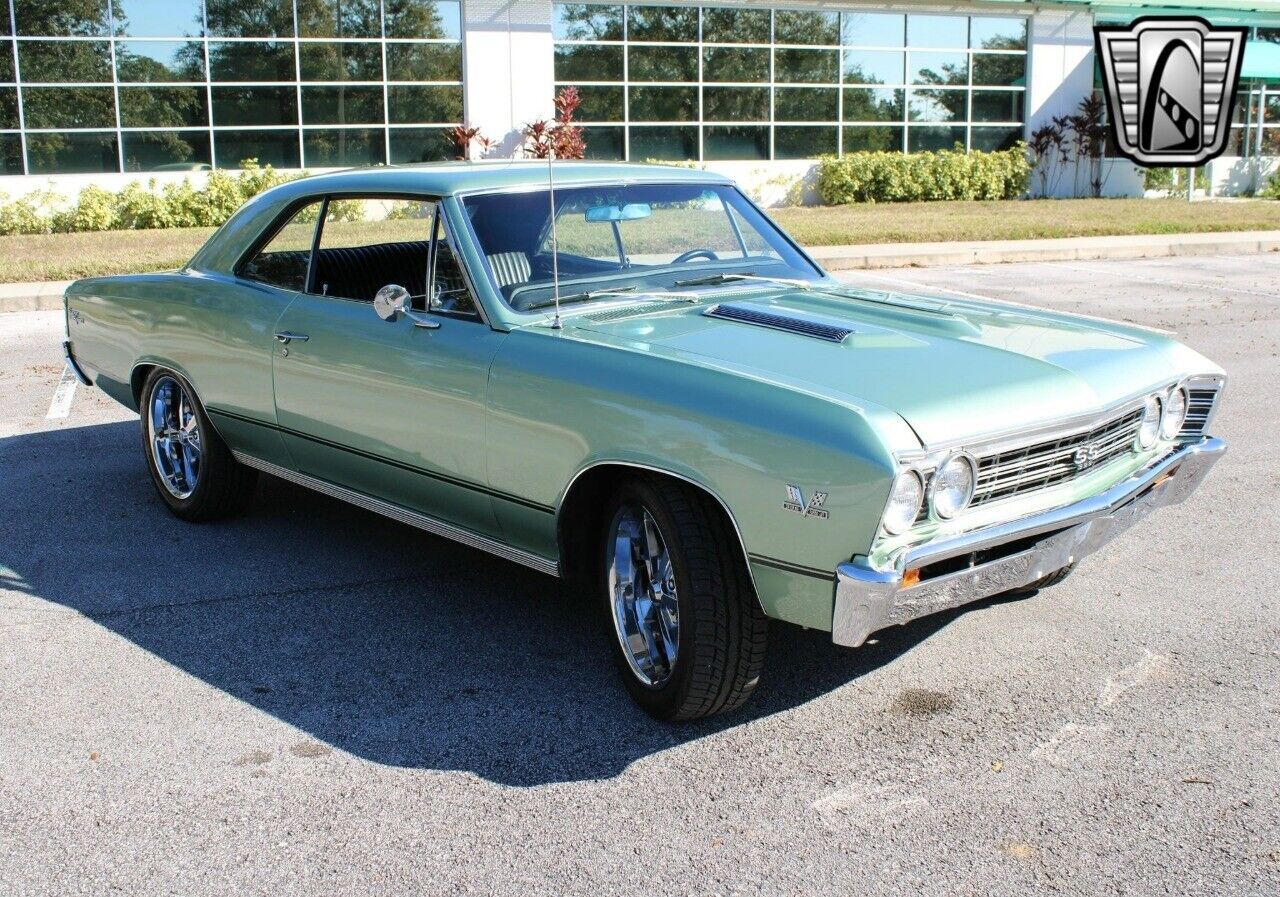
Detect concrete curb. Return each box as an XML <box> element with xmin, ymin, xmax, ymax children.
<box><xmin>0</xmin><ymin>280</ymin><xmax>73</xmax><ymax>313</ymax></box>
<box><xmin>808</xmin><ymin>230</ymin><xmax>1280</xmax><ymax>271</ymax></box>
<box><xmin>4</xmin><ymin>229</ymin><xmax>1280</xmax><ymax>312</ymax></box>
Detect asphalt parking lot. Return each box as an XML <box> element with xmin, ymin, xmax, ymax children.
<box><xmin>2</xmin><ymin>254</ymin><xmax>1278</xmax><ymax>895</ymax></box>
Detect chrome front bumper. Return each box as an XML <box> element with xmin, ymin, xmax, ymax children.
<box><xmin>833</xmin><ymin>437</ymin><xmax>1226</xmax><ymax>648</ymax></box>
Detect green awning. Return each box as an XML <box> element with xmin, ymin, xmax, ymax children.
<box><xmin>1242</xmin><ymin>39</ymin><xmax>1280</xmax><ymax>82</ymax></box>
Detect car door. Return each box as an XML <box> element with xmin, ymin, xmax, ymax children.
<box><xmin>270</xmin><ymin>196</ymin><xmax>507</xmax><ymax>537</ymax></box>
<box><xmin>200</xmin><ymin>196</ymin><xmax>328</xmax><ymax>469</ymax></box>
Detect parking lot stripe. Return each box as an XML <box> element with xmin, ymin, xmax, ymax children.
<box><xmin>45</xmin><ymin>364</ymin><xmax>77</xmax><ymax>420</ymax></box>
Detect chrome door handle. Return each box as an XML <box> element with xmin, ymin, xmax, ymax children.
<box><xmin>274</xmin><ymin>331</ymin><xmax>309</xmax><ymax>344</ymax></box>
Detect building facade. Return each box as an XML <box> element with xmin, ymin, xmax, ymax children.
<box><xmin>2</xmin><ymin>1</ymin><xmax>1279</xmax><ymax>188</ymax></box>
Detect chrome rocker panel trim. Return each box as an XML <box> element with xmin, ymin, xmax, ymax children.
<box><xmin>833</xmin><ymin>436</ymin><xmax>1226</xmax><ymax>648</ymax></box>
<box><xmin>231</xmin><ymin>451</ymin><xmax>561</xmax><ymax>577</ymax></box>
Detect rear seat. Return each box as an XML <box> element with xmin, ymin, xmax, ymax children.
<box><xmin>311</xmin><ymin>240</ymin><xmax>430</xmax><ymax>303</ymax></box>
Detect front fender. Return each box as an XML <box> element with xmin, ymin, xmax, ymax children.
<box><xmin>487</xmin><ymin>327</ymin><xmax>899</xmax><ymax>626</ymax></box>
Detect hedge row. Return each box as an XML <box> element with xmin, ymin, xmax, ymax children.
<box><xmin>0</xmin><ymin>162</ymin><xmax>295</xmax><ymax>236</ymax></box>
<box><xmin>815</xmin><ymin>145</ymin><xmax>1031</xmax><ymax>204</ymax></box>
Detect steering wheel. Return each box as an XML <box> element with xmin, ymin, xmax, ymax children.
<box><xmin>671</xmin><ymin>248</ymin><xmax>719</xmax><ymax>264</ymax></box>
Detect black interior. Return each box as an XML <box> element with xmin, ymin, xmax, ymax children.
<box><xmin>311</xmin><ymin>240</ymin><xmax>431</xmax><ymax>303</ymax></box>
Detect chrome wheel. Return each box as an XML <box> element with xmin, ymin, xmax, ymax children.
<box><xmin>147</xmin><ymin>375</ymin><xmax>202</xmax><ymax>500</ymax></box>
<box><xmin>607</xmin><ymin>504</ymin><xmax>679</xmax><ymax>687</ymax></box>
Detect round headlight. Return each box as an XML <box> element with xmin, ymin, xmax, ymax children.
<box><xmin>1137</xmin><ymin>395</ymin><xmax>1162</xmax><ymax>449</ymax></box>
<box><xmin>929</xmin><ymin>453</ymin><xmax>976</xmax><ymax>520</ymax></box>
<box><xmin>1161</xmin><ymin>386</ymin><xmax>1188</xmax><ymax>439</ymax></box>
<box><xmin>881</xmin><ymin>469</ymin><xmax>924</xmax><ymax>536</ymax></box>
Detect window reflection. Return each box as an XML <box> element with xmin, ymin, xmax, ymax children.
<box><xmin>553</xmin><ymin>3</ymin><xmax>1026</xmax><ymax>159</ymax></box>
<box><xmin>116</xmin><ymin>41</ymin><xmax>205</xmax><ymax>82</ymax></box>
<box><xmin>14</xmin><ymin>1</ymin><xmax>110</xmax><ymax>37</ymax></box>
<box><xmin>214</xmin><ymin>129</ymin><xmax>300</xmax><ymax>168</ymax></box>
<box><xmin>1</xmin><ymin>0</ymin><xmax>468</xmax><ymax>175</ymax></box>
<box><xmin>26</xmin><ymin>132</ymin><xmax>118</xmax><ymax>173</ymax></box>
<box><xmin>123</xmin><ymin>131</ymin><xmax>212</xmax><ymax>171</ymax></box>
<box><xmin>19</xmin><ymin>40</ymin><xmax>112</xmax><ymax>82</ymax></box>
<box><xmin>303</xmin><ymin>128</ymin><xmax>386</xmax><ymax>166</ymax></box>
<box><xmin>119</xmin><ymin>85</ymin><xmax>209</xmax><ymax>127</ymax></box>
<box><xmin>115</xmin><ymin>0</ymin><xmax>206</xmax><ymax>38</ymax></box>
<box><xmin>206</xmin><ymin>0</ymin><xmax>295</xmax><ymax>38</ymax></box>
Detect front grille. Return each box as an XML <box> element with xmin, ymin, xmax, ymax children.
<box><xmin>1179</xmin><ymin>387</ymin><xmax>1218</xmax><ymax>439</ymax></box>
<box><xmin>970</xmin><ymin>407</ymin><xmax>1144</xmax><ymax>508</ymax></box>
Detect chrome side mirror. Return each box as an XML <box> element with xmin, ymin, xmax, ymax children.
<box><xmin>374</xmin><ymin>283</ymin><xmax>411</xmax><ymax>321</ymax></box>
<box><xmin>373</xmin><ymin>284</ymin><xmax>439</xmax><ymax>329</ymax></box>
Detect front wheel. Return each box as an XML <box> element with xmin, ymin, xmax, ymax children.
<box><xmin>601</xmin><ymin>477</ymin><xmax>768</xmax><ymax>721</ymax></box>
<box><xmin>140</xmin><ymin>367</ymin><xmax>256</xmax><ymax>521</ymax></box>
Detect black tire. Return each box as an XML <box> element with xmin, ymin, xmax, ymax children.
<box><xmin>1010</xmin><ymin>562</ymin><xmax>1076</xmax><ymax>596</ymax></box>
<box><xmin>600</xmin><ymin>476</ymin><xmax>768</xmax><ymax>721</ymax></box>
<box><xmin>139</xmin><ymin>367</ymin><xmax>256</xmax><ymax>522</ymax></box>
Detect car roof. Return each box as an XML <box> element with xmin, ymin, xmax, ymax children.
<box><xmin>186</xmin><ymin>160</ymin><xmax>737</xmax><ymax>281</ymax></box>
<box><xmin>271</xmin><ymin>160</ymin><xmax>732</xmax><ymax>199</ymax></box>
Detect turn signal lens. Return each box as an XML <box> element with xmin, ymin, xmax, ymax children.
<box><xmin>881</xmin><ymin>469</ymin><xmax>924</xmax><ymax>536</ymax></box>
<box><xmin>1161</xmin><ymin>386</ymin><xmax>1188</xmax><ymax>439</ymax></box>
<box><xmin>1137</xmin><ymin>395</ymin><xmax>1162</xmax><ymax>449</ymax></box>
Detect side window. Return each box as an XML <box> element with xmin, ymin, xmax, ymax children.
<box><xmin>311</xmin><ymin>197</ymin><xmax>435</xmax><ymax>303</ymax></box>
<box><xmin>241</xmin><ymin>200</ymin><xmax>324</xmax><ymax>291</ymax></box>
<box><xmin>430</xmin><ymin>211</ymin><xmax>480</xmax><ymax>318</ymax></box>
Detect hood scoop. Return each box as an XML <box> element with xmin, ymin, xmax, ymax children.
<box><xmin>704</xmin><ymin>302</ymin><xmax>854</xmax><ymax>343</ymax></box>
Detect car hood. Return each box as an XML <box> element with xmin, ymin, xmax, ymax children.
<box><xmin>559</xmin><ymin>284</ymin><xmax>1218</xmax><ymax>449</ymax></box>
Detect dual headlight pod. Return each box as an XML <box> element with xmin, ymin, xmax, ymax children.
<box><xmin>881</xmin><ymin>453</ymin><xmax>977</xmax><ymax>535</ymax></box>
<box><xmin>1136</xmin><ymin>385</ymin><xmax>1189</xmax><ymax>449</ymax></box>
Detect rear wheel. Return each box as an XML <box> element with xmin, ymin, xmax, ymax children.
<box><xmin>601</xmin><ymin>477</ymin><xmax>768</xmax><ymax>721</ymax></box>
<box><xmin>140</xmin><ymin>368</ymin><xmax>256</xmax><ymax>521</ymax></box>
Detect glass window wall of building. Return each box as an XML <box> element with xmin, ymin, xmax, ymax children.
<box><xmin>553</xmin><ymin>3</ymin><xmax>1028</xmax><ymax>161</ymax></box>
<box><xmin>0</xmin><ymin>0</ymin><xmax>464</xmax><ymax>175</ymax></box>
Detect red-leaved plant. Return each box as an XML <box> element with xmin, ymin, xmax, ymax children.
<box><xmin>444</xmin><ymin>124</ymin><xmax>495</xmax><ymax>161</ymax></box>
<box><xmin>522</xmin><ymin>87</ymin><xmax>587</xmax><ymax>160</ymax></box>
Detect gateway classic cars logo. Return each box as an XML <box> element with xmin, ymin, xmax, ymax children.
<box><xmin>1095</xmin><ymin>17</ymin><xmax>1247</xmax><ymax>167</ymax></box>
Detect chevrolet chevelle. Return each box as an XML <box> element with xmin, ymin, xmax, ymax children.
<box><xmin>62</xmin><ymin>162</ymin><xmax>1225</xmax><ymax>720</ymax></box>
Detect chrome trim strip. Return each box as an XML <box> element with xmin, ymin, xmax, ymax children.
<box><xmin>833</xmin><ymin>436</ymin><xmax>1226</xmax><ymax>648</ymax></box>
<box><xmin>232</xmin><ymin>451</ymin><xmax>560</xmax><ymax>578</ymax></box>
<box><xmin>556</xmin><ymin>460</ymin><xmax>758</xmax><ymax>595</ymax></box>
<box><xmin>62</xmin><ymin>339</ymin><xmax>92</xmax><ymax>386</ymax></box>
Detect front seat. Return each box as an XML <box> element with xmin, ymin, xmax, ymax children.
<box><xmin>487</xmin><ymin>251</ymin><xmax>531</xmax><ymax>288</ymax></box>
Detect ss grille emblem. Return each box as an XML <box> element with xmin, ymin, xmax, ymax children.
<box><xmin>1072</xmin><ymin>442</ymin><xmax>1105</xmax><ymax>470</ymax></box>
<box><xmin>784</xmin><ymin>485</ymin><xmax>829</xmax><ymax>520</ymax></box>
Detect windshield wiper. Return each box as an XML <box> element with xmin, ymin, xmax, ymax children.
<box><xmin>673</xmin><ymin>272</ymin><xmax>813</xmax><ymax>290</ymax></box>
<box><xmin>525</xmin><ymin>286</ymin><xmax>636</xmax><ymax>311</ymax></box>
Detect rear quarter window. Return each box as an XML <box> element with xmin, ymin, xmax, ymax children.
<box><xmin>241</xmin><ymin>200</ymin><xmax>324</xmax><ymax>291</ymax></box>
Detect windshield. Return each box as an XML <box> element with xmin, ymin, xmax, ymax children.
<box><xmin>461</xmin><ymin>183</ymin><xmax>823</xmax><ymax>312</ymax></box>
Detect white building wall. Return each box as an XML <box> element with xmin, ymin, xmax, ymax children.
<box><xmin>462</xmin><ymin>0</ymin><xmax>556</xmax><ymax>157</ymax></box>
<box><xmin>1025</xmin><ymin>7</ymin><xmax>1143</xmax><ymax>198</ymax></box>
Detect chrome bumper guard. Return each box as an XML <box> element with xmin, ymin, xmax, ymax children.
<box><xmin>833</xmin><ymin>437</ymin><xmax>1226</xmax><ymax>648</ymax></box>
<box><xmin>62</xmin><ymin>339</ymin><xmax>92</xmax><ymax>386</ymax></box>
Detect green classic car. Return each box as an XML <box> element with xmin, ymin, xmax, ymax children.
<box><xmin>62</xmin><ymin>162</ymin><xmax>1226</xmax><ymax>720</ymax></box>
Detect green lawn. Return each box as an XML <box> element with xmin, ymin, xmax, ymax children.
<box><xmin>3</xmin><ymin>198</ymin><xmax>1279</xmax><ymax>284</ymax></box>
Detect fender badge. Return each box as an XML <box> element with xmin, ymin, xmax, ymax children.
<box><xmin>784</xmin><ymin>485</ymin><xmax>829</xmax><ymax>520</ymax></box>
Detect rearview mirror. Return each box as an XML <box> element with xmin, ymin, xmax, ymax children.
<box><xmin>584</xmin><ymin>203</ymin><xmax>651</xmax><ymax>223</ymax></box>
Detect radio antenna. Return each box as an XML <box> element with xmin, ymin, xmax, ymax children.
<box><xmin>546</xmin><ymin>143</ymin><xmax>562</xmax><ymax>329</ymax></box>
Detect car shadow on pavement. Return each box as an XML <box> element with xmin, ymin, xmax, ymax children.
<box><xmin>5</xmin><ymin>420</ymin><xmax>1001</xmax><ymax>787</ymax></box>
